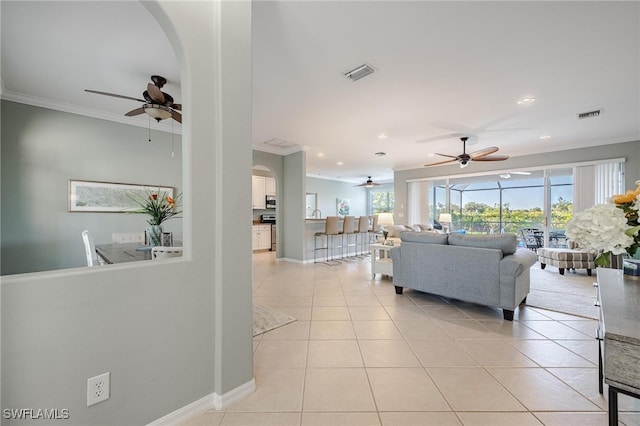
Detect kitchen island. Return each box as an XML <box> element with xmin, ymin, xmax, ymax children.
<box><xmin>304</xmin><ymin>217</ymin><xmax>375</xmax><ymax>262</ymax></box>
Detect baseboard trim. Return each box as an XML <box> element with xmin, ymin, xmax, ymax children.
<box><xmin>148</xmin><ymin>378</ymin><xmax>255</xmax><ymax>425</ymax></box>
<box><xmin>213</xmin><ymin>378</ymin><xmax>256</xmax><ymax>410</ymax></box>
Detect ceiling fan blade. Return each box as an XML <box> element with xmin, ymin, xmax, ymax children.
<box><xmin>424</xmin><ymin>158</ymin><xmax>458</xmax><ymax>167</ymax></box>
<box><xmin>124</xmin><ymin>107</ymin><xmax>145</xmax><ymax>117</ymax></box>
<box><xmin>170</xmin><ymin>103</ymin><xmax>182</xmax><ymax>111</ymax></box>
<box><xmin>85</xmin><ymin>89</ymin><xmax>145</xmax><ymax>103</ymax></box>
<box><xmin>469</xmin><ymin>146</ymin><xmax>499</xmax><ymax>159</ymax></box>
<box><xmin>474</xmin><ymin>155</ymin><xmax>510</xmax><ymax>162</ymax></box>
<box><xmin>147</xmin><ymin>83</ymin><xmax>165</xmax><ymax>104</ymax></box>
<box><xmin>434</xmin><ymin>153</ymin><xmax>460</xmax><ymax>159</ymax></box>
<box><xmin>171</xmin><ymin>110</ymin><xmax>182</xmax><ymax>123</ymax></box>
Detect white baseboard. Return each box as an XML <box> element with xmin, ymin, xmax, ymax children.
<box><xmin>148</xmin><ymin>378</ymin><xmax>256</xmax><ymax>425</ymax></box>
<box><xmin>213</xmin><ymin>378</ymin><xmax>256</xmax><ymax>410</ymax></box>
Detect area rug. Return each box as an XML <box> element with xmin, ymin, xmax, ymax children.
<box><xmin>526</xmin><ymin>264</ymin><xmax>599</xmax><ymax>319</ymax></box>
<box><xmin>253</xmin><ymin>304</ymin><xmax>296</xmax><ymax>336</ymax></box>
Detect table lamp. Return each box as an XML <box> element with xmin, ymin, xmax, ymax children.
<box><xmin>438</xmin><ymin>213</ymin><xmax>452</xmax><ymax>233</ymax></box>
<box><xmin>377</xmin><ymin>212</ymin><xmax>394</xmax><ymax>242</ymax></box>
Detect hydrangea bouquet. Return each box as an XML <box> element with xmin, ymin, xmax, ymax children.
<box><xmin>566</xmin><ymin>182</ymin><xmax>640</xmax><ymax>267</ymax></box>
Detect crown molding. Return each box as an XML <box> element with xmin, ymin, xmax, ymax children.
<box><xmin>0</xmin><ymin>91</ymin><xmax>182</xmax><ymax>135</ymax></box>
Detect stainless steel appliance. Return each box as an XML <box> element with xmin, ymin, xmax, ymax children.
<box><xmin>265</xmin><ymin>195</ymin><xmax>276</xmax><ymax>209</ymax></box>
<box><xmin>260</xmin><ymin>214</ymin><xmax>276</xmax><ymax>251</ymax></box>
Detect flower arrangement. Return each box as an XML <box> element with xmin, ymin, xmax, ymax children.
<box><xmin>566</xmin><ymin>182</ymin><xmax>640</xmax><ymax>267</ymax></box>
<box><xmin>127</xmin><ymin>188</ymin><xmax>183</xmax><ymax>226</ymax></box>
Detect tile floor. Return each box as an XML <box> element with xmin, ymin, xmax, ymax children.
<box><xmin>183</xmin><ymin>251</ymin><xmax>640</xmax><ymax>426</ymax></box>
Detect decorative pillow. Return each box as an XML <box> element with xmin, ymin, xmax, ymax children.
<box><xmin>414</xmin><ymin>224</ymin><xmax>433</xmax><ymax>232</ymax></box>
<box><xmin>400</xmin><ymin>231</ymin><xmax>449</xmax><ymax>245</ymax></box>
<box><xmin>447</xmin><ymin>233</ymin><xmax>517</xmax><ymax>255</ymax></box>
<box><xmin>409</xmin><ymin>225</ymin><xmax>422</xmax><ymax>232</ymax></box>
<box><xmin>385</xmin><ymin>225</ymin><xmax>408</xmax><ymax>238</ymax></box>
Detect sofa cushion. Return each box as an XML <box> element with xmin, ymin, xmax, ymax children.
<box><xmin>400</xmin><ymin>231</ymin><xmax>449</xmax><ymax>245</ymax></box>
<box><xmin>414</xmin><ymin>224</ymin><xmax>433</xmax><ymax>232</ymax></box>
<box><xmin>448</xmin><ymin>233</ymin><xmax>517</xmax><ymax>255</ymax></box>
<box><xmin>409</xmin><ymin>224</ymin><xmax>423</xmax><ymax>232</ymax></box>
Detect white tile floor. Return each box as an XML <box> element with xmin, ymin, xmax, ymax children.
<box><xmin>183</xmin><ymin>251</ymin><xmax>640</xmax><ymax>426</ymax></box>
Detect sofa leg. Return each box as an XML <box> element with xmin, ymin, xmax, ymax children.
<box><xmin>503</xmin><ymin>309</ymin><xmax>514</xmax><ymax>321</ymax></box>
<box><xmin>587</xmin><ymin>269</ymin><xmax>592</xmax><ymax>276</ymax></box>
<box><xmin>540</xmin><ymin>263</ymin><xmax>546</xmax><ymax>270</ymax></box>
<box><xmin>520</xmin><ymin>296</ymin><xmax>527</xmax><ymax>305</ymax></box>
<box><xmin>559</xmin><ymin>268</ymin><xmax>565</xmax><ymax>275</ymax></box>
<box><xmin>394</xmin><ymin>286</ymin><xmax>404</xmax><ymax>295</ymax></box>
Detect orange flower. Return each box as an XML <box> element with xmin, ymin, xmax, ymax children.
<box><xmin>166</xmin><ymin>196</ymin><xmax>175</xmax><ymax>208</ymax></box>
<box><xmin>613</xmin><ymin>185</ymin><xmax>640</xmax><ymax>205</ymax></box>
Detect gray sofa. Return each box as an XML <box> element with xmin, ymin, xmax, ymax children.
<box><xmin>390</xmin><ymin>231</ymin><xmax>537</xmax><ymax>320</ymax></box>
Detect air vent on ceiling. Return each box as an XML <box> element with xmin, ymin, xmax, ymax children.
<box><xmin>344</xmin><ymin>64</ymin><xmax>375</xmax><ymax>81</ymax></box>
<box><xmin>578</xmin><ymin>109</ymin><xmax>602</xmax><ymax>119</ymax></box>
<box><xmin>263</xmin><ymin>138</ymin><xmax>297</xmax><ymax>149</ymax></box>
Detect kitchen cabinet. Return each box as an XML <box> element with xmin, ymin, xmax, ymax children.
<box><xmin>252</xmin><ymin>176</ymin><xmax>276</xmax><ymax>209</ymax></box>
<box><xmin>252</xmin><ymin>225</ymin><xmax>271</xmax><ymax>250</ymax></box>
<box><xmin>252</xmin><ymin>176</ymin><xmax>266</xmax><ymax>209</ymax></box>
<box><xmin>265</xmin><ymin>177</ymin><xmax>276</xmax><ymax>196</ymax></box>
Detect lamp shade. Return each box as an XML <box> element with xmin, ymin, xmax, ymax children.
<box><xmin>377</xmin><ymin>212</ymin><xmax>394</xmax><ymax>226</ymax></box>
<box><xmin>438</xmin><ymin>213</ymin><xmax>452</xmax><ymax>224</ymax></box>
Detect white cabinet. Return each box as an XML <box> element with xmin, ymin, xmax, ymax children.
<box><xmin>265</xmin><ymin>177</ymin><xmax>276</xmax><ymax>196</ymax></box>
<box><xmin>252</xmin><ymin>175</ymin><xmax>276</xmax><ymax>208</ymax></box>
<box><xmin>252</xmin><ymin>225</ymin><xmax>271</xmax><ymax>250</ymax></box>
<box><xmin>252</xmin><ymin>176</ymin><xmax>266</xmax><ymax>209</ymax></box>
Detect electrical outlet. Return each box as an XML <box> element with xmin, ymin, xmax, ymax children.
<box><xmin>87</xmin><ymin>372</ymin><xmax>110</xmax><ymax>406</ymax></box>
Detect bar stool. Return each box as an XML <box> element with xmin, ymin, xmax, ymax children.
<box><xmin>356</xmin><ymin>216</ymin><xmax>370</xmax><ymax>256</ymax></box>
<box><xmin>340</xmin><ymin>216</ymin><xmax>357</xmax><ymax>258</ymax></box>
<box><xmin>369</xmin><ymin>214</ymin><xmax>380</xmax><ymax>244</ymax></box>
<box><xmin>314</xmin><ymin>216</ymin><xmax>341</xmax><ymax>263</ymax></box>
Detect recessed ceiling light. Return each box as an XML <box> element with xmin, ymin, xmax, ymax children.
<box><xmin>375</xmin><ymin>152</ymin><xmax>386</xmax><ymax>156</ymax></box>
<box><xmin>517</xmin><ymin>97</ymin><xmax>536</xmax><ymax>105</ymax></box>
<box><xmin>427</xmin><ymin>153</ymin><xmax>435</xmax><ymax>157</ymax></box>
<box><xmin>539</xmin><ymin>135</ymin><xmax>551</xmax><ymax>140</ymax></box>
<box><xmin>317</xmin><ymin>153</ymin><xmax>325</xmax><ymax>157</ymax></box>
<box><xmin>378</xmin><ymin>133</ymin><xmax>387</xmax><ymax>140</ymax></box>
<box><xmin>337</xmin><ymin>161</ymin><xmax>344</xmax><ymax>166</ymax></box>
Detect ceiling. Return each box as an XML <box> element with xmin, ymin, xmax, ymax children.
<box><xmin>2</xmin><ymin>2</ymin><xmax>639</xmax><ymax>184</ymax></box>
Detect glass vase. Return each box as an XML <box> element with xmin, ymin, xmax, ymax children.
<box><xmin>145</xmin><ymin>225</ymin><xmax>163</xmax><ymax>247</ymax></box>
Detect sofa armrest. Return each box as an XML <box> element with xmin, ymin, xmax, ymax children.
<box><xmin>500</xmin><ymin>249</ymin><xmax>537</xmax><ymax>276</ymax></box>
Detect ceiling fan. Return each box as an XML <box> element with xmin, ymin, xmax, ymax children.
<box><xmin>424</xmin><ymin>137</ymin><xmax>509</xmax><ymax>168</ymax></box>
<box><xmin>355</xmin><ymin>176</ymin><xmax>382</xmax><ymax>188</ymax></box>
<box><xmin>85</xmin><ymin>75</ymin><xmax>182</xmax><ymax>123</ymax></box>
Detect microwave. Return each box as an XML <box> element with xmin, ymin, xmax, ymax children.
<box><xmin>265</xmin><ymin>195</ymin><xmax>276</xmax><ymax>209</ymax></box>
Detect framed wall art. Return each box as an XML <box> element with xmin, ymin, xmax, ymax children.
<box><xmin>68</xmin><ymin>180</ymin><xmax>174</xmax><ymax>213</ymax></box>
<box><xmin>336</xmin><ymin>197</ymin><xmax>350</xmax><ymax>217</ymax></box>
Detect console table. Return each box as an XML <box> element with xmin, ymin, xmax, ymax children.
<box><xmin>596</xmin><ymin>268</ymin><xmax>640</xmax><ymax>426</ymax></box>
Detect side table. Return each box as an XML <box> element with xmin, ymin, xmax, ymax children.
<box><xmin>371</xmin><ymin>243</ymin><xmax>396</xmax><ymax>277</ymax></box>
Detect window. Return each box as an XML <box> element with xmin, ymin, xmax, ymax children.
<box><xmin>370</xmin><ymin>189</ymin><xmax>394</xmax><ymax>215</ymax></box>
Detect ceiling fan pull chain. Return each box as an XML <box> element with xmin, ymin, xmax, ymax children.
<box><xmin>148</xmin><ymin>116</ymin><xmax>152</xmax><ymax>142</ymax></box>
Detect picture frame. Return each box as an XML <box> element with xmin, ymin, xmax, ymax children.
<box><xmin>336</xmin><ymin>197</ymin><xmax>350</xmax><ymax>217</ymax></box>
<box><xmin>68</xmin><ymin>180</ymin><xmax>174</xmax><ymax>213</ymax></box>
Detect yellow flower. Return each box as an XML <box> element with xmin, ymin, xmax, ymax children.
<box><xmin>613</xmin><ymin>185</ymin><xmax>640</xmax><ymax>205</ymax></box>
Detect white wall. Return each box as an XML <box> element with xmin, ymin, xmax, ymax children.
<box><xmin>1</xmin><ymin>2</ymin><xmax>254</xmax><ymax>424</ymax></box>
